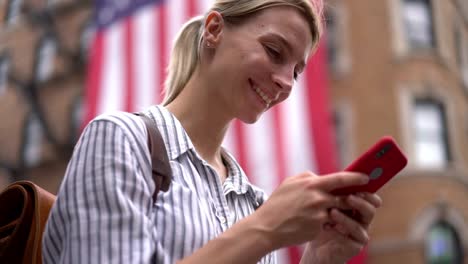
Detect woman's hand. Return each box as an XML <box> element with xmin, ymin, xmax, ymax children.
<box><xmin>301</xmin><ymin>192</ymin><xmax>382</xmax><ymax>264</ymax></box>
<box><xmin>251</xmin><ymin>171</ymin><xmax>370</xmax><ymax>250</ymax></box>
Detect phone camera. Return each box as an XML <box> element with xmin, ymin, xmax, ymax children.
<box><xmin>375</xmin><ymin>144</ymin><xmax>392</xmax><ymax>159</ymax></box>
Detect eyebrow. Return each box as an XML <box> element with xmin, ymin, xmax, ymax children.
<box><xmin>271</xmin><ymin>33</ymin><xmax>307</xmax><ymax>71</ymax></box>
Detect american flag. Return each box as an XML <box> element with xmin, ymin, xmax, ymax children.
<box><xmin>83</xmin><ymin>0</ymin><xmax>365</xmax><ymax>263</ymax></box>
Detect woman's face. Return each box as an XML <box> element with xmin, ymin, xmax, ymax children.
<box><xmin>205</xmin><ymin>6</ymin><xmax>313</xmax><ymax>124</ymax></box>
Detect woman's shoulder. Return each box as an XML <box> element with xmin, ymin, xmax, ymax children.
<box><xmin>83</xmin><ymin>106</ymin><xmax>172</xmax><ymax>149</ymax></box>
<box><xmin>83</xmin><ymin>110</ymin><xmax>149</xmax><ymax>145</ymax></box>
<box><xmin>92</xmin><ymin>110</ymin><xmax>143</xmax><ymax>124</ymax></box>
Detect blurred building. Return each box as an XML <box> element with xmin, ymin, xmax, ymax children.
<box><xmin>1</xmin><ymin>0</ymin><xmax>468</xmax><ymax>264</ymax></box>
<box><xmin>326</xmin><ymin>0</ymin><xmax>468</xmax><ymax>263</ymax></box>
<box><xmin>0</xmin><ymin>0</ymin><xmax>92</xmax><ymax>192</ymax></box>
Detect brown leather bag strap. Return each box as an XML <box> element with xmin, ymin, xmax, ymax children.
<box><xmin>23</xmin><ymin>181</ymin><xmax>56</xmax><ymax>264</ymax></box>
<box><xmin>134</xmin><ymin>113</ymin><xmax>172</xmax><ymax>200</ymax></box>
<box><xmin>0</xmin><ymin>181</ymin><xmax>55</xmax><ymax>264</ymax></box>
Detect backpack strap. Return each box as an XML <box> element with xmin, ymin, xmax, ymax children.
<box><xmin>134</xmin><ymin>113</ymin><xmax>173</xmax><ymax>200</ymax></box>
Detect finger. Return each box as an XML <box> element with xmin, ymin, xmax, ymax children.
<box><xmin>330</xmin><ymin>208</ymin><xmax>369</xmax><ymax>245</ymax></box>
<box><xmin>346</xmin><ymin>195</ymin><xmax>377</xmax><ymax>226</ymax></box>
<box><xmin>313</xmin><ymin>191</ymin><xmax>356</xmax><ymax>212</ymax></box>
<box><xmin>322</xmin><ymin>226</ymin><xmax>365</xmax><ymax>255</ymax></box>
<box><xmin>357</xmin><ymin>193</ymin><xmax>382</xmax><ymax>208</ymax></box>
<box><xmin>311</xmin><ymin>191</ymin><xmax>347</xmax><ymax>211</ymax></box>
<box><xmin>335</xmin><ymin>196</ymin><xmax>353</xmax><ymax>210</ymax></box>
<box><xmin>315</xmin><ymin>172</ymin><xmax>369</xmax><ymax>192</ymax></box>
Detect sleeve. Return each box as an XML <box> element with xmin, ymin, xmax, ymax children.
<box><xmin>42</xmin><ymin>116</ymin><xmax>156</xmax><ymax>264</ymax></box>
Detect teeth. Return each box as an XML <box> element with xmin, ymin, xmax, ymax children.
<box><xmin>254</xmin><ymin>86</ymin><xmax>271</xmax><ymax>106</ymax></box>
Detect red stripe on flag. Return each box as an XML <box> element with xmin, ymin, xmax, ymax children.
<box><xmin>305</xmin><ymin>43</ymin><xmax>338</xmax><ymax>174</ymax></box>
<box><xmin>83</xmin><ymin>32</ymin><xmax>104</xmax><ymax>129</ymax></box>
<box><xmin>124</xmin><ymin>18</ymin><xmax>135</xmax><ymax>112</ymax></box>
<box><xmin>272</xmin><ymin>105</ymin><xmax>302</xmax><ymax>264</ymax></box>
<box><xmin>187</xmin><ymin>0</ymin><xmax>197</xmax><ymax>17</ymax></box>
<box><xmin>157</xmin><ymin>5</ymin><xmax>167</xmax><ymax>100</ymax></box>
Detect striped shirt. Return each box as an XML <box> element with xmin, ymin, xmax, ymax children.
<box><xmin>42</xmin><ymin>105</ymin><xmax>276</xmax><ymax>264</ymax></box>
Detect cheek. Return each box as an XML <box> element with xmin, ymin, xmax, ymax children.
<box><xmin>241</xmin><ymin>45</ymin><xmax>269</xmax><ymax>68</ymax></box>
<box><xmin>245</xmin><ymin>56</ymin><xmax>272</xmax><ymax>82</ymax></box>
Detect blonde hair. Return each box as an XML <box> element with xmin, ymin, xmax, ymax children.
<box><xmin>162</xmin><ymin>0</ymin><xmax>324</xmax><ymax>105</ymax></box>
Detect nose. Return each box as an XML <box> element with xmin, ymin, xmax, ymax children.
<box><xmin>272</xmin><ymin>66</ymin><xmax>293</xmax><ymax>94</ymax></box>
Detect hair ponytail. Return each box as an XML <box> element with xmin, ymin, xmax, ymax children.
<box><xmin>162</xmin><ymin>16</ymin><xmax>204</xmax><ymax>105</ymax></box>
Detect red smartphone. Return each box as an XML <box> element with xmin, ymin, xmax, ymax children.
<box><xmin>332</xmin><ymin>136</ymin><xmax>408</xmax><ymax>195</ymax></box>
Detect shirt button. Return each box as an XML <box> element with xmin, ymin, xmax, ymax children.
<box><xmin>219</xmin><ymin>216</ymin><xmax>227</xmax><ymax>224</ymax></box>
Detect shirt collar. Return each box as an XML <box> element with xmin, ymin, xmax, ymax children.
<box><xmin>147</xmin><ymin>105</ymin><xmax>257</xmax><ymax>196</ymax></box>
<box><xmin>221</xmin><ymin>149</ymin><xmax>257</xmax><ymax>196</ymax></box>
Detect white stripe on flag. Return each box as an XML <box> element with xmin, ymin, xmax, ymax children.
<box><xmin>199</xmin><ymin>0</ymin><xmax>213</xmax><ymax>14</ymax></box>
<box><xmin>281</xmin><ymin>77</ymin><xmax>317</xmax><ymax>176</ymax></box>
<box><xmin>167</xmin><ymin>0</ymin><xmax>188</xmax><ymax>55</ymax></box>
<box><xmin>134</xmin><ymin>6</ymin><xmax>159</xmax><ymax>111</ymax></box>
<box><xmin>244</xmin><ymin>112</ymin><xmax>278</xmax><ymax>195</ymax></box>
<box><xmin>99</xmin><ymin>23</ymin><xmax>125</xmax><ymax>114</ymax></box>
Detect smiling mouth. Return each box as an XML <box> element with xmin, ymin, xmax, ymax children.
<box><xmin>250</xmin><ymin>79</ymin><xmax>273</xmax><ymax>107</ymax></box>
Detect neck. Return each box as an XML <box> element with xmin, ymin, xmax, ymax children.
<box><xmin>165</xmin><ymin>70</ymin><xmax>233</xmax><ymax>168</ymax></box>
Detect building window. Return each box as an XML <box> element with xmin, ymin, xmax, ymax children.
<box><xmin>0</xmin><ymin>55</ymin><xmax>9</xmax><ymax>95</ymax></box>
<box><xmin>80</xmin><ymin>22</ymin><xmax>95</xmax><ymax>61</ymax></box>
<box><xmin>324</xmin><ymin>4</ymin><xmax>350</xmax><ymax>76</ymax></box>
<box><xmin>403</xmin><ymin>0</ymin><xmax>435</xmax><ymax>49</ymax></box>
<box><xmin>35</xmin><ymin>35</ymin><xmax>57</xmax><ymax>83</ymax></box>
<box><xmin>47</xmin><ymin>0</ymin><xmax>58</xmax><ymax>7</ymax></box>
<box><xmin>325</xmin><ymin>9</ymin><xmax>338</xmax><ymax>71</ymax></box>
<box><xmin>425</xmin><ymin>221</ymin><xmax>463</xmax><ymax>264</ymax></box>
<box><xmin>70</xmin><ymin>95</ymin><xmax>84</xmax><ymax>142</ymax></box>
<box><xmin>454</xmin><ymin>26</ymin><xmax>463</xmax><ymax>69</ymax></box>
<box><xmin>333</xmin><ymin>106</ymin><xmax>352</xmax><ymax>169</ymax></box>
<box><xmin>22</xmin><ymin>113</ymin><xmax>43</xmax><ymax>167</ymax></box>
<box><xmin>5</xmin><ymin>0</ymin><xmax>23</xmax><ymax>25</ymax></box>
<box><xmin>412</xmin><ymin>99</ymin><xmax>450</xmax><ymax>168</ymax></box>
<box><xmin>455</xmin><ymin>25</ymin><xmax>468</xmax><ymax>90</ymax></box>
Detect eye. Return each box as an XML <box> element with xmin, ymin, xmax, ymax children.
<box><xmin>264</xmin><ymin>45</ymin><xmax>282</xmax><ymax>61</ymax></box>
<box><xmin>293</xmin><ymin>71</ymin><xmax>298</xmax><ymax>81</ymax></box>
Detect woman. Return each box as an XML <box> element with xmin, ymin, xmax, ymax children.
<box><xmin>43</xmin><ymin>0</ymin><xmax>382</xmax><ymax>263</ymax></box>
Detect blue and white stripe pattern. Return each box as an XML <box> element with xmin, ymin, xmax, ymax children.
<box><xmin>42</xmin><ymin>105</ymin><xmax>276</xmax><ymax>263</ymax></box>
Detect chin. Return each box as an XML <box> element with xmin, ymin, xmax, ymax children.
<box><xmin>241</xmin><ymin>118</ymin><xmax>257</xmax><ymax>125</ymax></box>
<box><xmin>238</xmin><ymin>112</ymin><xmax>263</xmax><ymax>124</ymax></box>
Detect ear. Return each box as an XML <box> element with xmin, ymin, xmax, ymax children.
<box><xmin>203</xmin><ymin>11</ymin><xmax>224</xmax><ymax>47</ymax></box>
